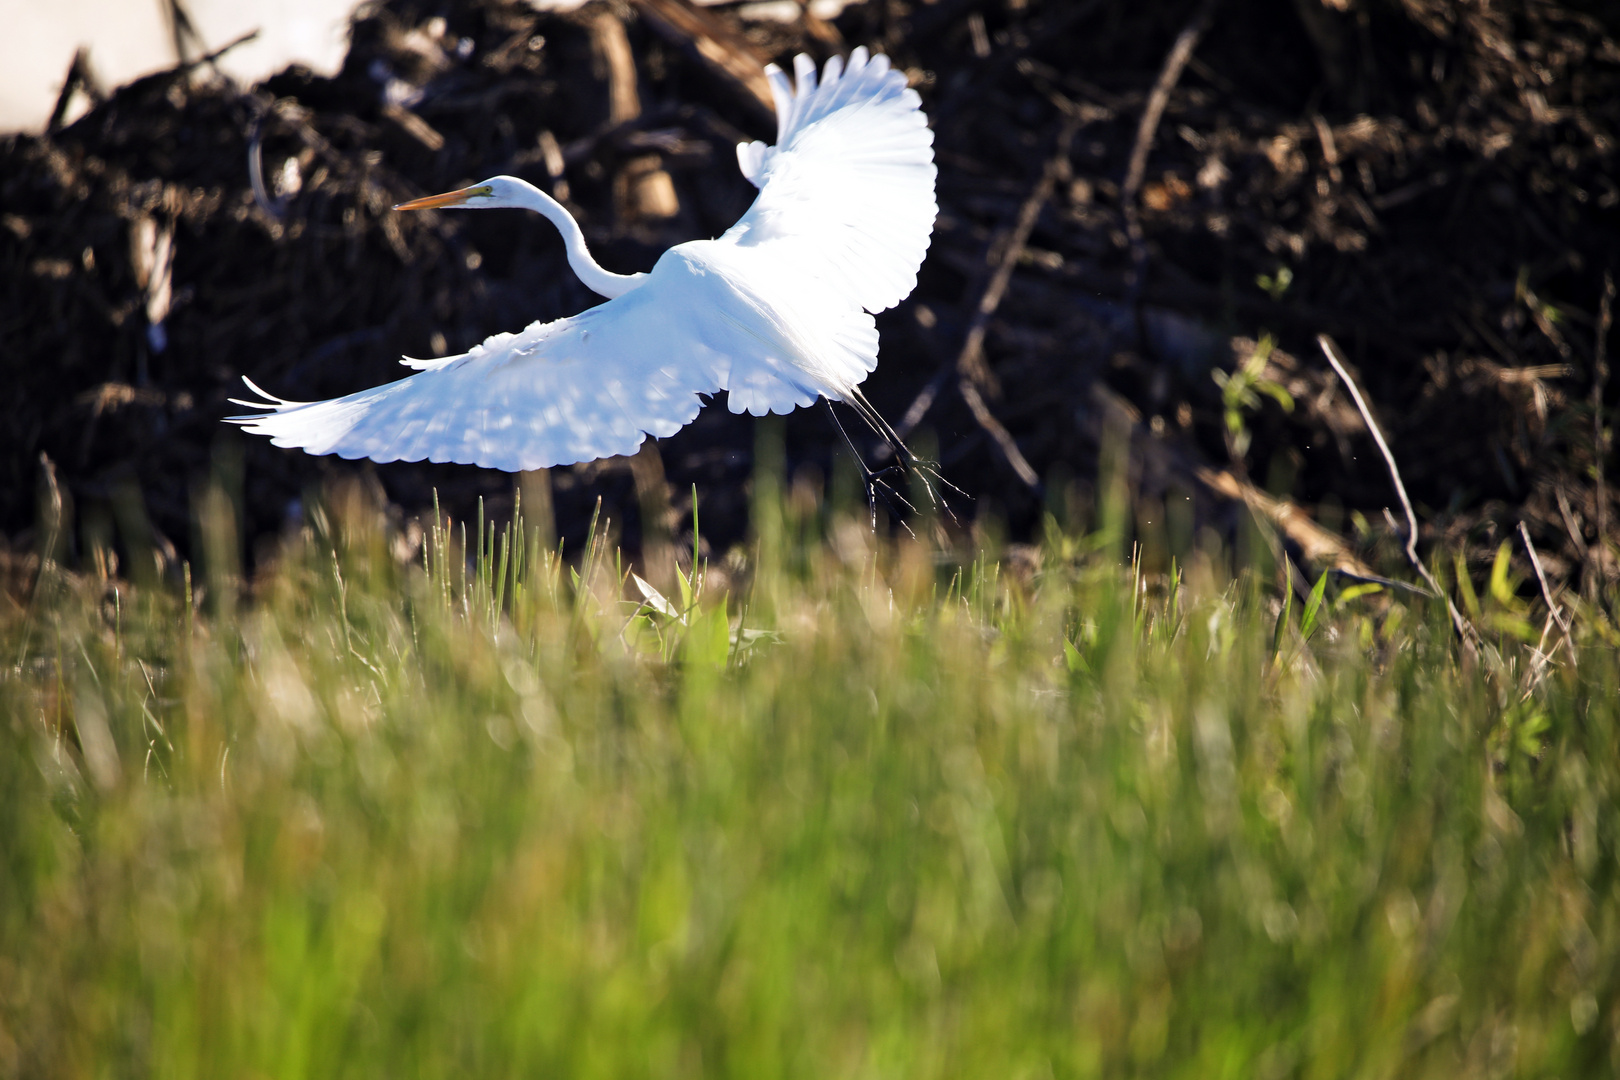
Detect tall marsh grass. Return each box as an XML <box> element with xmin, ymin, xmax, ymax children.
<box><xmin>1</xmin><ymin>478</ymin><xmax>1616</xmax><ymax>1078</ymax></box>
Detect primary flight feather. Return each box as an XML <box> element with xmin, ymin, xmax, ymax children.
<box><xmin>228</xmin><ymin>48</ymin><xmax>937</xmax><ymax>472</ymax></box>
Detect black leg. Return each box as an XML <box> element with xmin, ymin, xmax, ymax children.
<box><xmin>849</xmin><ymin>390</ymin><xmax>968</xmax><ymax>505</ymax></box>
<box><xmin>824</xmin><ymin>395</ymin><xmax>967</xmax><ymax>530</ymax></box>
<box><xmin>824</xmin><ymin>400</ymin><xmax>916</xmax><ymax>531</ymax></box>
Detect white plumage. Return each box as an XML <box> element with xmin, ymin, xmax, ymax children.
<box><xmin>228</xmin><ymin>48</ymin><xmax>937</xmax><ymax>472</ymax></box>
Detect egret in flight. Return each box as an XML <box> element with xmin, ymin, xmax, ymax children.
<box><xmin>229</xmin><ymin>48</ymin><xmax>940</xmax><ymax>504</ymax></box>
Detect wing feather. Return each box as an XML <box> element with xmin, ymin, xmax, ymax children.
<box><xmin>722</xmin><ymin>47</ymin><xmax>937</xmax><ymax>316</ymax></box>
<box><xmin>227</xmin><ymin>284</ymin><xmax>716</xmax><ymax>472</ymax></box>
<box><xmin>224</xmin><ymin>240</ymin><xmax>879</xmax><ymax>469</ymax></box>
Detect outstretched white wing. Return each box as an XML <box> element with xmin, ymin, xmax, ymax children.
<box><xmin>226</xmin><ymin>242</ymin><xmax>861</xmax><ymax>469</ymax></box>
<box><xmin>229</xmin><ymin>266</ymin><xmax>762</xmax><ymax>471</ymax></box>
<box><xmin>727</xmin><ymin>47</ymin><xmax>937</xmax><ymax>316</ymax></box>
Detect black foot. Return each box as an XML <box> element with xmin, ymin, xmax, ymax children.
<box><xmin>823</xmin><ymin>397</ymin><xmax>967</xmax><ymax>533</ymax></box>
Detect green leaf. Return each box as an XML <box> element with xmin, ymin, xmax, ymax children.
<box><xmin>1454</xmin><ymin>553</ymin><xmax>1483</xmax><ymax>622</ymax></box>
<box><xmin>1242</xmin><ymin>335</ymin><xmax>1275</xmax><ymax>377</ymax></box>
<box><xmin>1273</xmin><ymin>581</ymin><xmax>1294</xmax><ymax>657</ymax></box>
<box><xmin>1489</xmin><ymin>540</ymin><xmax>1519</xmax><ymax>610</ymax></box>
<box><xmin>1063</xmin><ymin>638</ymin><xmax>1089</xmax><ymax>675</ymax></box>
<box><xmin>1516</xmin><ymin>709</ymin><xmax>1551</xmax><ymax>756</ymax></box>
<box><xmin>675</xmin><ymin>565</ymin><xmax>694</xmax><ymax>612</ymax></box>
<box><xmin>1256</xmin><ymin>268</ymin><xmax>1294</xmax><ymax>300</ymax></box>
<box><xmin>632</xmin><ymin>573</ymin><xmax>681</xmax><ymax>622</ymax></box>
<box><xmin>1257</xmin><ymin>381</ymin><xmax>1295</xmax><ymax>413</ymax></box>
<box><xmin>1487</xmin><ymin>611</ymin><xmax>1538</xmax><ymax>642</ymax></box>
<box><xmin>1338</xmin><ymin>582</ymin><xmax>1383</xmax><ymax>603</ymax></box>
<box><xmin>729</xmin><ymin>626</ymin><xmax>782</xmax><ymax>661</ymax></box>
<box><xmin>1300</xmin><ymin>572</ymin><xmax>1330</xmax><ymax>640</ymax></box>
<box><xmin>683</xmin><ymin>605</ymin><xmax>731</xmax><ymax>669</ymax></box>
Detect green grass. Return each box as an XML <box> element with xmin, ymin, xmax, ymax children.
<box><xmin>2</xmin><ymin>479</ymin><xmax>1617</xmax><ymax>1079</ymax></box>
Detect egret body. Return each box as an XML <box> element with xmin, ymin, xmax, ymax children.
<box><xmin>229</xmin><ymin>49</ymin><xmax>937</xmax><ymax>474</ymax></box>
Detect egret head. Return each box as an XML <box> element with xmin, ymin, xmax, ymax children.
<box><xmin>393</xmin><ymin>175</ymin><xmax>536</xmax><ymax>212</ymax></box>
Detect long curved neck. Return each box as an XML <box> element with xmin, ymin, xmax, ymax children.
<box><xmin>508</xmin><ymin>178</ymin><xmax>645</xmax><ymax>299</ymax></box>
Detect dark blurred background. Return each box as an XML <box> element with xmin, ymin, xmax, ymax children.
<box><xmin>3</xmin><ymin>0</ymin><xmax>1617</xmax><ymax>595</ymax></box>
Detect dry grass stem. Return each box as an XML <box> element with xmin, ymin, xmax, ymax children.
<box><xmin>1595</xmin><ymin>272</ymin><xmax>1613</xmax><ymax>582</ymax></box>
<box><xmin>1519</xmin><ymin>519</ymin><xmax>1575</xmax><ymax>669</ymax></box>
<box><xmin>1318</xmin><ymin>334</ymin><xmax>1476</xmax><ymax>644</ymax></box>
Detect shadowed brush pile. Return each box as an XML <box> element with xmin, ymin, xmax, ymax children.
<box><xmin>1</xmin><ymin>0</ymin><xmax>1617</xmax><ymax>597</ymax></box>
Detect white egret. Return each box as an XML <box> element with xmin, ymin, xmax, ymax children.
<box><xmin>228</xmin><ymin>48</ymin><xmax>938</xmax><ymax>491</ymax></box>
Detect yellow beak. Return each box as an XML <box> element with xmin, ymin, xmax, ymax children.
<box><xmin>393</xmin><ymin>186</ymin><xmax>481</xmax><ymax>211</ymax></box>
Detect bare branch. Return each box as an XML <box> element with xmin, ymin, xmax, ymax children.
<box><xmin>631</xmin><ymin>0</ymin><xmax>775</xmax><ymax>123</ymax></box>
<box><xmin>1318</xmin><ymin>334</ymin><xmax>1477</xmax><ymax>644</ymax></box>
<box><xmin>893</xmin><ymin>118</ymin><xmax>1081</xmax><ymax>447</ymax></box>
<box><xmin>1122</xmin><ymin>0</ymin><xmax>1218</xmax><ymax>306</ymax></box>
<box><xmin>1594</xmin><ymin>271</ymin><xmax>1614</xmax><ymax>583</ymax></box>
<box><xmin>959</xmin><ymin>380</ymin><xmax>1042</xmax><ymax>492</ymax></box>
<box><xmin>1519</xmin><ymin>520</ymin><xmax>1576</xmax><ymax>675</ymax></box>
<box><xmin>888</xmin><ymin>118</ymin><xmax>1081</xmax><ymax>492</ymax></box>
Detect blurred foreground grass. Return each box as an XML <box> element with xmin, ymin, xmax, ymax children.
<box><xmin>2</xmin><ymin>479</ymin><xmax>1618</xmax><ymax>1079</ymax></box>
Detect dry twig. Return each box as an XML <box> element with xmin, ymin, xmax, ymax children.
<box><xmin>1194</xmin><ymin>465</ymin><xmax>1380</xmax><ymax>581</ymax></box>
<box><xmin>630</xmin><ymin>0</ymin><xmax>775</xmax><ymax>123</ymax></box>
<box><xmin>889</xmin><ymin>118</ymin><xmax>1081</xmax><ymax>492</ymax></box>
<box><xmin>959</xmin><ymin>381</ymin><xmax>1042</xmax><ymax>491</ymax></box>
<box><xmin>1318</xmin><ymin>334</ymin><xmax>1478</xmax><ymax>644</ymax></box>
<box><xmin>47</xmin><ymin>48</ymin><xmax>105</xmax><ymax>133</ymax></box>
<box><xmin>1595</xmin><ymin>272</ymin><xmax>1613</xmax><ymax>583</ymax></box>
<box><xmin>1083</xmin><ymin>384</ymin><xmax>1383</xmax><ymax>584</ymax></box>
<box><xmin>1519</xmin><ymin>520</ymin><xmax>1575</xmax><ymax>669</ymax></box>
<box><xmin>629</xmin><ymin>442</ymin><xmax>675</xmax><ymax>591</ymax></box>
<box><xmin>1121</xmin><ymin>0</ymin><xmax>1217</xmax><ymax>308</ymax></box>
<box><xmin>593</xmin><ymin>11</ymin><xmax>678</xmax><ymax>219</ymax></box>
<box><xmin>959</xmin><ymin>118</ymin><xmax>1080</xmax><ymax>394</ymax></box>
